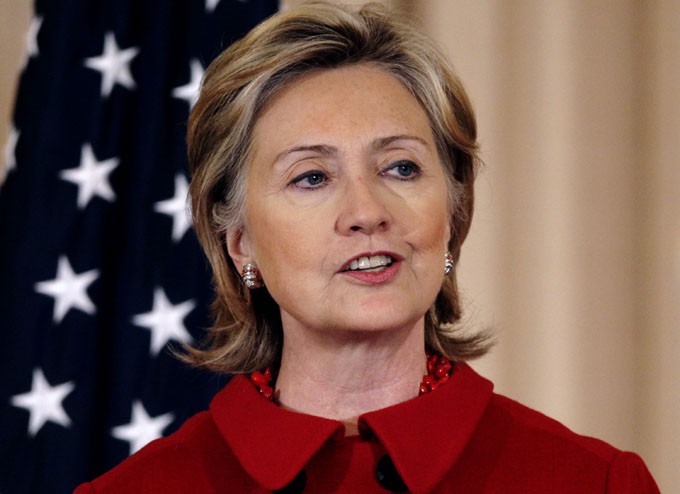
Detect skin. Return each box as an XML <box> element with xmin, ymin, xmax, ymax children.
<box><xmin>227</xmin><ymin>64</ymin><xmax>451</xmax><ymax>423</ymax></box>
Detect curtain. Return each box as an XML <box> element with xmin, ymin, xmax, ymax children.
<box><xmin>415</xmin><ymin>2</ymin><xmax>680</xmax><ymax>492</ymax></box>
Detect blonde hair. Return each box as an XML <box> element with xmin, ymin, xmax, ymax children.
<box><xmin>185</xmin><ymin>1</ymin><xmax>491</xmax><ymax>373</ymax></box>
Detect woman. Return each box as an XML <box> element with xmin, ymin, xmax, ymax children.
<box><xmin>76</xmin><ymin>2</ymin><xmax>659</xmax><ymax>492</ymax></box>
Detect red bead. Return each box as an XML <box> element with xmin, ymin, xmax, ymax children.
<box><xmin>250</xmin><ymin>356</ymin><xmax>454</xmax><ymax>403</ymax></box>
<box><xmin>435</xmin><ymin>364</ymin><xmax>450</xmax><ymax>379</ymax></box>
<box><xmin>251</xmin><ymin>371</ymin><xmax>270</xmax><ymax>387</ymax></box>
<box><xmin>260</xmin><ymin>385</ymin><xmax>274</xmax><ymax>401</ymax></box>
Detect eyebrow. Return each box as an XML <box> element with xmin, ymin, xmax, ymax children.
<box><xmin>273</xmin><ymin>144</ymin><xmax>338</xmax><ymax>165</ymax></box>
<box><xmin>370</xmin><ymin>134</ymin><xmax>430</xmax><ymax>151</ymax></box>
<box><xmin>272</xmin><ymin>134</ymin><xmax>430</xmax><ymax>166</ymax></box>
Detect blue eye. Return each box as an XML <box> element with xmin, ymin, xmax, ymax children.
<box><xmin>291</xmin><ymin>171</ymin><xmax>327</xmax><ymax>189</ymax></box>
<box><xmin>383</xmin><ymin>160</ymin><xmax>421</xmax><ymax>180</ymax></box>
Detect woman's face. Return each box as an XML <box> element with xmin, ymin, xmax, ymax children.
<box><xmin>229</xmin><ymin>64</ymin><xmax>450</xmax><ymax>339</ymax></box>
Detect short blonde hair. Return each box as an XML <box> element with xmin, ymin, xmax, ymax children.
<box><xmin>185</xmin><ymin>1</ymin><xmax>491</xmax><ymax>373</ymax></box>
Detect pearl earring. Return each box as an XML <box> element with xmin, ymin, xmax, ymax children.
<box><xmin>444</xmin><ymin>252</ymin><xmax>455</xmax><ymax>275</ymax></box>
<box><xmin>241</xmin><ymin>263</ymin><xmax>262</xmax><ymax>289</ymax></box>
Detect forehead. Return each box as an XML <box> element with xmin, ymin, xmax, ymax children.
<box><xmin>250</xmin><ymin>64</ymin><xmax>435</xmax><ymax>160</ymax></box>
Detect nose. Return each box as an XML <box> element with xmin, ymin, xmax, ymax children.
<box><xmin>336</xmin><ymin>178</ymin><xmax>392</xmax><ymax>236</ymax></box>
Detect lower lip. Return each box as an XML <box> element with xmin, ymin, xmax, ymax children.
<box><xmin>340</xmin><ymin>262</ymin><xmax>401</xmax><ymax>284</ymax></box>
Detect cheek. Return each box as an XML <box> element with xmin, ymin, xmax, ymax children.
<box><xmin>409</xmin><ymin>221</ymin><xmax>449</xmax><ymax>265</ymax></box>
<box><xmin>248</xmin><ymin>210</ymin><xmax>320</xmax><ymax>279</ymax></box>
<box><xmin>406</xmin><ymin>190</ymin><xmax>450</xmax><ymax>250</ymax></box>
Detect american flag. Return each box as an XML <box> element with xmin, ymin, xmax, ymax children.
<box><xmin>0</xmin><ymin>1</ymin><xmax>278</xmax><ymax>492</ymax></box>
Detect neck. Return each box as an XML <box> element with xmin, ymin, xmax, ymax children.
<box><xmin>275</xmin><ymin>319</ymin><xmax>427</xmax><ymax>422</ymax></box>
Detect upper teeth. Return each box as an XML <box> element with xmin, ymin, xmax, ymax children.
<box><xmin>347</xmin><ymin>255</ymin><xmax>393</xmax><ymax>271</ymax></box>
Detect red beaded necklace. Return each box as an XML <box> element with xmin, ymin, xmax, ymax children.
<box><xmin>249</xmin><ymin>353</ymin><xmax>453</xmax><ymax>403</ymax></box>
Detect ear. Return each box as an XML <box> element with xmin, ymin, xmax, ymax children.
<box><xmin>226</xmin><ymin>226</ymin><xmax>254</xmax><ymax>273</ymax></box>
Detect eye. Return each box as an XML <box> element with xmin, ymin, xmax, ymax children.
<box><xmin>290</xmin><ymin>170</ymin><xmax>328</xmax><ymax>189</ymax></box>
<box><xmin>382</xmin><ymin>160</ymin><xmax>421</xmax><ymax>180</ymax></box>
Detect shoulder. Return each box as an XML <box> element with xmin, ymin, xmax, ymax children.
<box><xmin>474</xmin><ymin>393</ymin><xmax>659</xmax><ymax>492</ymax></box>
<box><xmin>487</xmin><ymin>393</ymin><xmax>619</xmax><ymax>460</ymax></box>
<box><xmin>74</xmin><ymin>411</ymin><xmax>249</xmax><ymax>493</ymax></box>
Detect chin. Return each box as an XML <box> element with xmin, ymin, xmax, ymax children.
<box><xmin>332</xmin><ymin>308</ymin><xmax>425</xmax><ymax>335</ymax></box>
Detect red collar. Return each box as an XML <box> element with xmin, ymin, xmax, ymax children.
<box><xmin>210</xmin><ymin>362</ymin><xmax>493</xmax><ymax>492</ymax></box>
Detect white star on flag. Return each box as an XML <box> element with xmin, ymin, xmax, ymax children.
<box><xmin>154</xmin><ymin>174</ymin><xmax>191</xmax><ymax>242</ymax></box>
<box><xmin>132</xmin><ymin>288</ymin><xmax>195</xmax><ymax>356</ymax></box>
<box><xmin>60</xmin><ymin>144</ymin><xmax>118</xmax><ymax>209</ymax></box>
<box><xmin>112</xmin><ymin>401</ymin><xmax>174</xmax><ymax>455</ymax></box>
<box><xmin>84</xmin><ymin>31</ymin><xmax>139</xmax><ymax>97</ymax></box>
<box><xmin>3</xmin><ymin>126</ymin><xmax>19</xmax><ymax>174</ymax></box>
<box><xmin>34</xmin><ymin>256</ymin><xmax>99</xmax><ymax>324</ymax></box>
<box><xmin>171</xmin><ymin>59</ymin><xmax>204</xmax><ymax>109</ymax></box>
<box><xmin>11</xmin><ymin>368</ymin><xmax>75</xmax><ymax>436</ymax></box>
<box><xmin>205</xmin><ymin>0</ymin><xmax>221</xmax><ymax>12</ymax></box>
<box><xmin>26</xmin><ymin>16</ymin><xmax>43</xmax><ymax>59</ymax></box>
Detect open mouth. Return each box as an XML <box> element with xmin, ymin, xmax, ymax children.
<box><xmin>342</xmin><ymin>254</ymin><xmax>395</xmax><ymax>272</ymax></box>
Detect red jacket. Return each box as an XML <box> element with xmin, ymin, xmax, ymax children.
<box><xmin>74</xmin><ymin>363</ymin><xmax>659</xmax><ymax>493</ymax></box>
